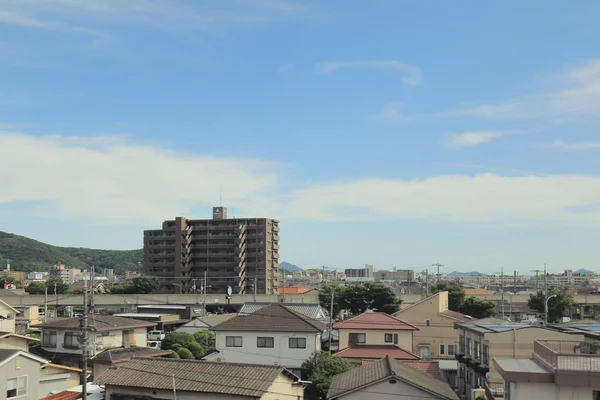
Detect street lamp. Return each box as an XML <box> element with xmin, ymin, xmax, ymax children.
<box><xmin>545</xmin><ymin>294</ymin><xmax>557</xmax><ymax>325</ymax></box>
<box><xmin>173</xmin><ymin>283</ymin><xmax>183</xmax><ymax>295</ymax></box>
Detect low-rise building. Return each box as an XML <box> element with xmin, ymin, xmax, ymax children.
<box><xmin>344</xmin><ymin>264</ymin><xmax>375</xmax><ymax>282</ymax></box>
<box><xmin>35</xmin><ymin>315</ymin><xmax>155</xmax><ymax>358</ymax></box>
<box><xmin>39</xmin><ymin>363</ymin><xmax>86</xmax><ymax>398</ymax></box>
<box><xmin>373</xmin><ymin>269</ymin><xmax>414</xmax><ymax>283</ymax></box>
<box><xmin>204</xmin><ymin>304</ymin><xmax>326</xmax><ymax>376</ymax></box>
<box><xmin>327</xmin><ymin>355</ymin><xmax>458</xmax><ymax>400</ymax></box>
<box><xmin>494</xmin><ymin>340</ymin><xmax>600</xmax><ymax>400</ymax></box>
<box><xmin>27</xmin><ymin>272</ymin><xmax>48</xmax><ymax>281</ymax></box>
<box><xmin>0</xmin><ymin>298</ymin><xmax>18</xmax><ymax>333</ymax></box>
<box><xmin>176</xmin><ymin>314</ymin><xmax>237</xmax><ymax>335</ymax></box>
<box><xmin>95</xmin><ymin>357</ymin><xmax>304</xmax><ymax>399</ymax></box>
<box><xmin>0</xmin><ymin>331</ymin><xmax>40</xmax><ymax>352</ymax></box>
<box><xmin>91</xmin><ymin>346</ymin><xmax>172</xmax><ymax>378</ymax></box>
<box><xmin>0</xmin><ymin>349</ymin><xmax>49</xmax><ymax>400</ymax></box>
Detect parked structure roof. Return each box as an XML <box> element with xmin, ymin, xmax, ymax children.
<box><xmin>238</xmin><ymin>302</ymin><xmax>328</xmax><ymax>322</ymax></box>
<box><xmin>214</xmin><ymin>304</ymin><xmax>326</xmax><ymax>333</ymax></box>
<box><xmin>92</xmin><ymin>346</ymin><xmax>172</xmax><ymax>365</ymax></box>
<box><xmin>334</xmin><ymin>312</ymin><xmax>418</xmax><ymax>331</ymax></box>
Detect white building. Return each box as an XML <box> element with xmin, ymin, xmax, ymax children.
<box><xmin>0</xmin><ymin>298</ymin><xmax>17</xmax><ymax>333</ymax></box>
<box><xmin>204</xmin><ymin>303</ymin><xmax>326</xmax><ymax>376</ymax></box>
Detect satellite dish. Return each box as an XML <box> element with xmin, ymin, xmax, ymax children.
<box><xmin>485</xmin><ymin>372</ymin><xmax>492</xmax><ymax>380</ymax></box>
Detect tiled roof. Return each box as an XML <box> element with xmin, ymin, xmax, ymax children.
<box><xmin>464</xmin><ymin>289</ymin><xmax>489</xmax><ymax>296</ymax></box>
<box><xmin>92</xmin><ymin>346</ymin><xmax>172</xmax><ymax>364</ymax></box>
<box><xmin>33</xmin><ymin>314</ymin><xmax>155</xmax><ymax>331</ymax></box>
<box><xmin>335</xmin><ymin>345</ymin><xmax>420</xmax><ymax>360</ymax></box>
<box><xmin>214</xmin><ymin>304</ymin><xmax>326</xmax><ymax>333</ymax></box>
<box><xmin>328</xmin><ymin>356</ymin><xmax>458</xmax><ymax>400</ymax></box>
<box><xmin>402</xmin><ymin>361</ymin><xmax>443</xmax><ymax>380</ymax></box>
<box><xmin>41</xmin><ymin>391</ymin><xmax>81</xmax><ymax>400</ymax></box>
<box><xmin>41</xmin><ymin>363</ymin><xmax>83</xmax><ymax>373</ymax></box>
<box><xmin>0</xmin><ymin>331</ymin><xmax>40</xmax><ymax>342</ymax></box>
<box><xmin>440</xmin><ymin>309</ymin><xmax>477</xmax><ymax>322</ymax></box>
<box><xmin>95</xmin><ymin>357</ymin><xmax>298</xmax><ymax>397</ymax></box>
<box><xmin>333</xmin><ymin>312</ymin><xmax>418</xmax><ymax>331</ymax></box>
<box><xmin>238</xmin><ymin>302</ymin><xmax>327</xmax><ymax>321</ymax></box>
<box><xmin>278</xmin><ymin>286</ymin><xmax>311</xmax><ymax>294</ymax></box>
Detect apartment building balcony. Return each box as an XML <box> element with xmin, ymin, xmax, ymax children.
<box><xmin>534</xmin><ymin>340</ymin><xmax>600</xmax><ymax>374</ymax></box>
<box><xmin>272</xmin><ymin>243</ymin><xmax>280</xmax><ymax>250</ymax></box>
<box><xmin>273</xmin><ymin>233</ymin><xmax>280</xmax><ymax>241</ymax></box>
<box><xmin>272</xmin><ymin>225</ymin><xmax>280</xmax><ymax>232</ymax></box>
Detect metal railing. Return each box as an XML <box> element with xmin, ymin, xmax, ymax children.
<box><xmin>535</xmin><ymin>340</ymin><xmax>600</xmax><ymax>371</ymax></box>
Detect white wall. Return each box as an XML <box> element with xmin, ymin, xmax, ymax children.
<box><xmin>207</xmin><ymin>331</ymin><xmax>320</xmax><ymax>369</ymax></box>
<box><xmin>338</xmin><ymin>379</ymin><xmax>445</xmax><ymax>400</ymax></box>
<box><xmin>510</xmin><ymin>381</ymin><xmax>598</xmax><ymax>400</ymax></box>
<box><xmin>0</xmin><ymin>317</ymin><xmax>16</xmax><ymax>333</ymax></box>
<box><xmin>39</xmin><ymin>373</ymin><xmax>71</xmax><ymax>399</ymax></box>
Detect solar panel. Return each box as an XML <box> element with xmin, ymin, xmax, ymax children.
<box><xmin>475</xmin><ymin>322</ymin><xmax>531</xmax><ymax>332</ymax></box>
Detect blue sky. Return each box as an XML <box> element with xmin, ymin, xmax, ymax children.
<box><xmin>1</xmin><ymin>0</ymin><xmax>600</xmax><ymax>274</ymax></box>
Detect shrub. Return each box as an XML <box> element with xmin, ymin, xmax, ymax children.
<box><xmin>177</xmin><ymin>348</ymin><xmax>194</xmax><ymax>360</ymax></box>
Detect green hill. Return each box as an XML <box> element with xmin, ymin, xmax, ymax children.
<box><xmin>0</xmin><ymin>231</ymin><xmax>143</xmax><ymax>275</ymax></box>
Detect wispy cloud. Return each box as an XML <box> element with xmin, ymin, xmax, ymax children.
<box><xmin>445</xmin><ymin>130</ymin><xmax>520</xmax><ymax>148</ymax></box>
<box><xmin>277</xmin><ymin>63</ymin><xmax>295</xmax><ymax>74</ymax></box>
<box><xmin>551</xmin><ymin>139</ymin><xmax>600</xmax><ymax>150</ymax></box>
<box><xmin>373</xmin><ymin>103</ymin><xmax>421</xmax><ymax>123</ymax></box>
<box><xmin>315</xmin><ymin>60</ymin><xmax>423</xmax><ymax>86</ymax></box>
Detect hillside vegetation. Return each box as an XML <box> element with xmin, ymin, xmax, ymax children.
<box><xmin>0</xmin><ymin>231</ymin><xmax>143</xmax><ymax>274</ymax></box>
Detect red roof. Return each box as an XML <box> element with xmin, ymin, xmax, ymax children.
<box><xmin>402</xmin><ymin>361</ymin><xmax>443</xmax><ymax>381</ymax></box>
<box><xmin>41</xmin><ymin>392</ymin><xmax>81</xmax><ymax>400</ymax></box>
<box><xmin>335</xmin><ymin>345</ymin><xmax>420</xmax><ymax>360</ymax></box>
<box><xmin>440</xmin><ymin>309</ymin><xmax>476</xmax><ymax>322</ymax></box>
<box><xmin>333</xmin><ymin>312</ymin><xmax>418</xmax><ymax>331</ymax></box>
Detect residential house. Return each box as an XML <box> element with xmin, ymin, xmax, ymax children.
<box><xmin>204</xmin><ymin>304</ymin><xmax>326</xmax><ymax>376</ymax></box>
<box><xmin>0</xmin><ymin>332</ymin><xmax>39</xmax><ymax>352</ymax></box>
<box><xmin>39</xmin><ymin>363</ymin><xmax>85</xmax><ymax>398</ymax></box>
<box><xmin>91</xmin><ymin>346</ymin><xmax>172</xmax><ymax>378</ymax></box>
<box><xmin>494</xmin><ymin>340</ymin><xmax>600</xmax><ymax>400</ymax></box>
<box><xmin>333</xmin><ymin>311</ymin><xmax>418</xmax><ymax>364</ymax></box>
<box><xmin>175</xmin><ymin>314</ymin><xmax>237</xmax><ymax>335</ymax></box>
<box><xmin>14</xmin><ymin>306</ymin><xmax>42</xmax><ymax>332</ymax></box>
<box><xmin>455</xmin><ymin>319</ymin><xmax>586</xmax><ymax>400</ymax></box>
<box><xmin>327</xmin><ymin>355</ymin><xmax>459</xmax><ymax>400</ymax></box>
<box><xmin>40</xmin><ymin>384</ymin><xmax>103</xmax><ymax>400</ymax></box>
<box><xmin>279</xmin><ymin>286</ymin><xmax>311</xmax><ymax>295</ymax></box>
<box><xmin>547</xmin><ymin>319</ymin><xmax>600</xmax><ymax>342</ymax></box>
<box><xmin>34</xmin><ymin>315</ymin><xmax>155</xmax><ymax>358</ymax></box>
<box><xmin>0</xmin><ymin>349</ymin><xmax>49</xmax><ymax>400</ymax></box>
<box><xmin>239</xmin><ymin>302</ymin><xmax>329</xmax><ymax>324</ymax></box>
<box><xmin>67</xmin><ymin>281</ymin><xmax>109</xmax><ymax>294</ymax></box>
<box><xmin>95</xmin><ymin>357</ymin><xmax>305</xmax><ymax>399</ymax></box>
<box><xmin>0</xmin><ymin>299</ymin><xmax>18</xmax><ymax>333</ymax></box>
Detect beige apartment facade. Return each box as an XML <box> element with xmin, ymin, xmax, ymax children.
<box><xmin>455</xmin><ymin>320</ymin><xmax>585</xmax><ymax>400</ymax></box>
<box><xmin>144</xmin><ymin>207</ymin><xmax>280</xmax><ymax>294</ymax></box>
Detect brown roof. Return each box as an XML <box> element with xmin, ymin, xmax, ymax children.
<box><xmin>41</xmin><ymin>363</ymin><xmax>83</xmax><ymax>373</ymax></box>
<box><xmin>328</xmin><ymin>356</ymin><xmax>458</xmax><ymax>400</ymax></box>
<box><xmin>440</xmin><ymin>309</ymin><xmax>477</xmax><ymax>322</ymax></box>
<box><xmin>41</xmin><ymin>391</ymin><xmax>81</xmax><ymax>400</ymax></box>
<box><xmin>335</xmin><ymin>345</ymin><xmax>420</xmax><ymax>360</ymax></box>
<box><xmin>92</xmin><ymin>346</ymin><xmax>172</xmax><ymax>364</ymax></box>
<box><xmin>464</xmin><ymin>289</ymin><xmax>489</xmax><ymax>296</ymax></box>
<box><xmin>95</xmin><ymin>357</ymin><xmax>298</xmax><ymax>397</ymax></box>
<box><xmin>333</xmin><ymin>312</ymin><xmax>418</xmax><ymax>331</ymax></box>
<box><xmin>33</xmin><ymin>314</ymin><xmax>155</xmax><ymax>331</ymax></box>
<box><xmin>401</xmin><ymin>361</ymin><xmax>443</xmax><ymax>380</ymax></box>
<box><xmin>213</xmin><ymin>304</ymin><xmax>326</xmax><ymax>333</ymax></box>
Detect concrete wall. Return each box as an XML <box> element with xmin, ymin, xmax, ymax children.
<box><xmin>510</xmin><ymin>381</ymin><xmax>597</xmax><ymax>400</ymax></box>
<box><xmin>0</xmin><ymin>354</ymin><xmax>41</xmax><ymax>400</ymax></box>
<box><xmin>395</xmin><ymin>292</ymin><xmax>458</xmax><ymax>358</ymax></box>
<box><xmin>337</xmin><ymin>379</ymin><xmax>446</xmax><ymax>400</ymax></box>
<box><xmin>207</xmin><ymin>331</ymin><xmax>320</xmax><ymax>369</ymax></box>
<box><xmin>338</xmin><ymin>328</ymin><xmax>413</xmax><ymax>350</ymax></box>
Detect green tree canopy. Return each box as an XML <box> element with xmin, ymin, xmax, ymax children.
<box><xmin>431</xmin><ymin>283</ymin><xmax>465</xmax><ymax>312</ymax></box>
<box><xmin>187</xmin><ymin>342</ymin><xmax>206</xmax><ymax>359</ymax></box>
<box><xmin>170</xmin><ymin>350</ymin><xmax>180</xmax><ymax>359</ymax></box>
<box><xmin>301</xmin><ymin>351</ymin><xmax>355</xmax><ymax>400</ymax></box>
<box><xmin>320</xmin><ymin>283</ymin><xmax>401</xmax><ymax>316</ymax></box>
<box><xmin>460</xmin><ymin>296</ymin><xmax>496</xmax><ymax>319</ymax></box>
<box><xmin>25</xmin><ymin>278</ymin><xmax>68</xmax><ymax>294</ymax></box>
<box><xmin>176</xmin><ymin>348</ymin><xmax>194</xmax><ymax>360</ymax></box>
<box><xmin>25</xmin><ymin>281</ymin><xmax>46</xmax><ymax>294</ymax></box>
<box><xmin>161</xmin><ymin>332</ymin><xmax>196</xmax><ymax>351</ymax></box>
<box><xmin>528</xmin><ymin>287</ymin><xmax>574</xmax><ymax>323</ymax></box>
<box><xmin>193</xmin><ymin>330</ymin><xmax>216</xmax><ymax>352</ymax></box>
<box><xmin>318</xmin><ymin>284</ymin><xmax>345</xmax><ymax>317</ymax></box>
<box><xmin>111</xmin><ymin>276</ymin><xmax>160</xmax><ymax>294</ymax></box>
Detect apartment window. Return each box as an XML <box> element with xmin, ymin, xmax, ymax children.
<box><xmin>439</xmin><ymin>344</ymin><xmax>445</xmax><ymax>355</ymax></box>
<box><xmin>289</xmin><ymin>338</ymin><xmax>306</xmax><ymax>349</ymax></box>
<box><xmin>7</xmin><ymin>376</ymin><xmax>27</xmax><ymax>399</ymax></box>
<box><xmin>257</xmin><ymin>337</ymin><xmax>274</xmax><ymax>348</ymax></box>
<box><xmin>466</xmin><ymin>338</ymin><xmax>472</xmax><ymax>357</ymax></box>
<box><xmin>226</xmin><ymin>336</ymin><xmax>243</xmax><ymax>347</ymax></box>
<box><xmin>419</xmin><ymin>345</ymin><xmax>431</xmax><ymax>360</ymax></box>
<box><xmin>348</xmin><ymin>333</ymin><xmax>366</xmax><ymax>345</ymax></box>
<box><xmin>394</xmin><ymin>334</ymin><xmax>398</xmax><ymax>345</ymax></box>
<box><xmin>448</xmin><ymin>344</ymin><xmax>457</xmax><ymax>356</ymax></box>
<box><xmin>64</xmin><ymin>332</ymin><xmax>81</xmax><ymax>349</ymax></box>
<box><xmin>42</xmin><ymin>331</ymin><xmax>57</xmax><ymax>348</ymax></box>
<box><xmin>474</xmin><ymin>341</ymin><xmax>481</xmax><ymax>361</ymax></box>
<box><xmin>426</xmin><ymin>319</ymin><xmax>431</xmax><ymax>327</ymax></box>
<box><xmin>483</xmin><ymin>344</ymin><xmax>489</xmax><ymax>365</ymax></box>
<box><xmin>459</xmin><ymin>335</ymin><xmax>465</xmax><ymax>354</ymax></box>
<box><xmin>384</xmin><ymin>334</ymin><xmax>393</xmax><ymax>343</ymax></box>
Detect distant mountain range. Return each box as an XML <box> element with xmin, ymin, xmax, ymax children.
<box><xmin>280</xmin><ymin>261</ymin><xmax>302</xmax><ymax>271</ymax></box>
<box><xmin>447</xmin><ymin>271</ymin><xmax>488</xmax><ymax>277</ymax></box>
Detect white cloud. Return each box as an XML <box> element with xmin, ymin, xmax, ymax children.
<box><xmin>0</xmin><ymin>132</ymin><xmax>278</xmax><ymax>224</ymax></box>
<box><xmin>315</xmin><ymin>61</ymin><xmax>423</xmax><ymax>86</ymax></box>
<box><xmin>451</xmin><ymin>60</ymin><xmax>600</xmax><ymax>120</ymax></box>
<box><xmin>373</xmin><ymin>103</ymin><xmax>419</xmax><ymax>123</ymax></box>
<box><xmin>551</xmin><ymin>139</ymin><xmax>600</xmax><ymax>150</ymax></box>
<box><xmin>445</xmin><ymin>130</ymin><xmax>519</xmax><ymax>148</ymax></box>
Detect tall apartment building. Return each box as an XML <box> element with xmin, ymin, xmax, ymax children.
<box><xmin>48</xmin><ymin>264</ymin><xmax>81</xmax><ymax>284</ymax></box>
<box><xmin>144</xmin><ymin>207</ymin><xmax>280</xmax><ymax>294</ymax></box>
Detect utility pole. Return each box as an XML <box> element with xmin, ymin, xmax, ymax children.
<box><xmin>514</xmin><ymin>271</ymin><xmax>517</xmax><ymax>294</ymax></box>
<box><xmin>425</xmin><ymin>269</ymin><xmax>429</xmax><ymax>298</ymax></box>
<box><xmin>54</xmin><ymin>283</ymin><xmax>58</xmax><ymax>321</ymax></box>
<box><xmin>203</xmin><ymin>270</ymin><xmax>208</xmax><ymax>315</ymax></box>
<box><xmin>500</xmin><ymin>267</ymin><xmax>505</xmax><ymax>319</ymax></box>
<box><xmin>432</xmin><ymin>263</ymin><xmax>443</xmax><ymax>285</ymax></box>
<box><xmin>90</xmin><ymin>265</ymin><xmax>95</xmax><ymax>314</ymax></box>
<box><xmin>328</xmin><ymin>291</ymin><xmax>334</xmax><ymax>352</ymax></box>
<box><xmin>80</xmin><ymin>279</ymin><xmax>88</xmax><ymax>400</ymax></box>
<box><xmin>531</xmin><ymin>270</ymin><xmax>542</xmax><ymax>292</ymax></box>
<box><xmin>44</xmin><ymin>287</ymin><xmax>48</xmax><ymax>323</ymax></box>
<box><xmin>282</xmin><ymin>268</ymin><xmax>286</xmax><ymax>302</ymax></box>
<box><xmin>544</xmin><ymin>263</ymin><xmax>547</xmax><ymax>296</ymax></box>
<box><xmin>253</xmin><ymin>277</ymin><xmax>257</xmax><ymax>303</ymax></box>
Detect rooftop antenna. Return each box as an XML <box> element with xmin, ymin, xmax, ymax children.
<box><xmin>219</xmin><ymin>185</ymin><xmax>222</xmax><ymax>207</ymax></box>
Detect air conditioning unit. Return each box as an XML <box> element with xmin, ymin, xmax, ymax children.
<box><xmin>472</xmin><ymin>388</ymin><xmax>486</xmax><ymax>399</ymax></box>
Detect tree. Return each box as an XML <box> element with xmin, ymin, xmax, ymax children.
<box><xmin>318</xmin><ymin>284</ymin><xmax>345</xmax><ymax>318</ymax></box>
<box><xmin>130</xmin><ymin>276</ymin><xmax>160</xmax><ymax>294</ymax></box>
<box><xmin>460</xmin><ymin>297</ymin><xmax>496</xmax><ymax>319</ymax></box>
<box><xmin>302</xmin><ymin>351</ymin><xmax>355</xmax><ymax>400</ymax></box>
<box><xmin>528</xmin><ymin>287</ymin><xmax>574</xmax><ymax>323</ymax></box>
<box><xmin>431</xmin><ymin>283</ymin><xmax>465</xmax><ymax>312</ymax></box>
<box><xmin>0</xmin><ymin>275</ymin><xmax>24</xmax><ymax>289</ymax></box>
<box><xmin>161</xmin><ymin>332</ymin><xmax>196</xmax><ymax>351</ymax></box>
<box><xmin>193</xmin><ymin>330</ymin><xmax>216</xmax><ymax>353</ymax></box>
<box><xmin>45</xmin><ymin>278</ymin><xmax>69</xmax><ymax>294</ymax></box>
<box><xmin>187</xmin><ymin>342</ymin><xmax>206</xmax><ymax>359</ymax></box>
<box><xmin>176</xmin><ymin>348</ymin><xmax>194</xmax><ymax>359</ymax></box>
<box><xmin>339</xmin><ymin>283</ymin><xmax>402</xmax><ymax>315</ymax></box>
<box><xmin>170</xmin><ymin>350</ymin><xmax>180</xmax><ymax>359</ymax></box>
<box><xmin>25</xmin><ymin>281</ymin><xmax>46</xmax><ymax>294</ymax></box>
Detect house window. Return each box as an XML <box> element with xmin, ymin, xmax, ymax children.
<box><xmin>226</xmin><ymin>336</ymin><xmax>243</xmax><ymax>347</ymax></box>
<box><xmin>394</xmin><ymin>334</ymin><xmax>398</xmax><ymax>345</ymax></box>
<box><xmin>419</xmin><ymin>345</ymin><xmax>431</xmax><ymax>360</ymax></box>
<box><xmin>7</xmin><ymin>376</ymin><xmax>27</xmax><ymax>398</ymax></box>
<box><xmin>384</xmin><ymin>334</ymin><xmax>393</xmax><ymax>343</ymax></box>
<box><xmin>257</xmin><ymin>337</ymin><xmax>274</xmax><ymax>348</ymax></box>
<box><xmin>466</xmin><ymin>338</ymin><xmax>472</xmax><ymax>357</ymax></box>
<box><xmin>448</xmin><ymin>344</ymin><xmax>457</xmax><ymax>356</ymax></box>
<box><xmin>474</xmin><ymin>341</ymin><xmax>481</xmax><ymax>361</ymax></box>
<box><xmin>289</xmin><ymin>338</ymin><xmax>306</xmax><ymax>349</ymax></box>
<box><xmin>439</xmin><ymin>344</ymin><xmax>445</xmax><ymax>355</ymax></box>
<box><xmin>426</xmin><ymin>319</ymin><xmax>431</xmax><ymax>327</ymax></box>
<box><xmin>64</xmin><ymin>332</ymin><xmax>81</xmax><ymax>349</ymax></box>
<box><xmin>42</xmin><ymin>331</ymin><xmax>57</xmax><ymax>347</ymax></box>
<box><xmin>348</xmin><ymin>333</ymin><xmax>366</xmax><ymax>345</ymax></box>
<box><xmin>483</xmin><ymin>344</ymin><xmax>489</xmax><ymax>365</ymax></box>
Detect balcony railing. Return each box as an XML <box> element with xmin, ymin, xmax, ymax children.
<box><xmin>534</xmin><ymin>340</ymin><xmax>600</xmax><ymax>371</ymax></box>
